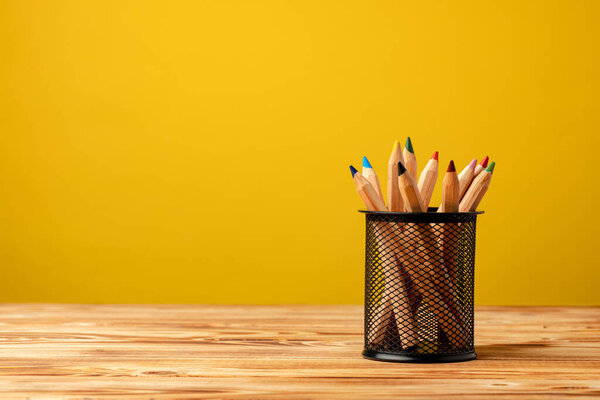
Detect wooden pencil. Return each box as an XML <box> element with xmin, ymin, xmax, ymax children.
<box><xmin>398</xmin><ymin>161</ymin><xmax>467</xmax><ymax>345</ymax></box>
<box><xmin>471</xmin><ymin>161</ymin><xmax>495</xmax><ymax>211</ymax></box>
<box><xmin>362</xmin><ymin>156</ymin><xmax>385</xmax><ymax>206</ymax></box>
<box><xmin>439</xmin><ymin>160</ymin><xmax>460</xmax><ymax>212</ymax></box>
<box><xmin>417</xmin><ymin>151</ymin><xmax>439</xmax><ymax>210</ymax></box>
<box><xmin>437</xmin><ymin>160</ymin><xmax>461</xmax><ymax>283</ymax></box>
<box><xmin>397</xmin><ymin>161</ymin><xmax>425</xmax><ymax>212</ymax></box>
<box><xmin>459</xmin><ymin>161</ymin><xmax>495</xmax><ymax>212</ymax></box>
<box><xmin>350</xmin><ymin>165</ymin><xmax>394</xmax><ymax>343</ymax></box>
<box><xmin>458</xmin><ymin>158</ymin><xmax>477</xmax><ymax>200</ymax></box>
<box><xmin>352</xmin><ymin>165</ymin><xmax>417</xmax><ymax>348</ymax></box>
<box><xmin>350</xmin><ymin>166</ymin><xmax>386</xmax><ymax>212</ymax></box>
<box><xmin>386</xmin><ymin>141</ymin><xmax>405</xmax><ymax>212</ymax></box>
<box><xmin>403</xmin><ymin>137</ymin><xmax>417</xmax><ymax>183</ymax></box>
<box><xmin>473</xmin><ymin>156</ymin><xmax>489</xmax><ymax>178</ymax></box>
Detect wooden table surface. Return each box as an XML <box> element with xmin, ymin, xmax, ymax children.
<box><xmin>0</xmin><ymin>305</ymin><xmax>598</xmax><ymax>399</ymax></box>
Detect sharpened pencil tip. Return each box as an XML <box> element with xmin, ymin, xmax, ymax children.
<box><xmin>397</xmin><ymin>161</ymin><xmax>407</xmax><ymax>175</ymax></box>
<box><xmin>405</xmin><ymin>137</ymin><xmax>414</xmax><ymax>153</ymax></box>
<box><xmin>362</xmin><ymin>156</ymin><xmax>372</xmax><ymax>169</ymax></box>
<box><xmin>485</xmin><ymin>161</ymin><xmax>495</xmax><ymax>173</ymax></box>
<box><xmin>480</xmin><ymin>156</ymin><xmax>489</xmax><ymax>168</ymax></box>
<box><xmin>432</xmin><ymin>151</ymin><xmax>438</xmax><ymax>161</ymax></box>
<box><xmin>468</xmin><ymin>158</ymin><xmax>478</xmax><ymax>169</ymax></box>
<box><xmin>349</xmin><ymin>165</ymin><xmax>358</xmax><ymax>177</ymax></box>
<box><xmin>392</xmin><ymin>140</ymin><xmax>400</xmax><ymax>153</ymax></box>
<box><xmin>447</xmin><ymin>160</ymin><xmax>456</xmax><ymax>172</ymax></box>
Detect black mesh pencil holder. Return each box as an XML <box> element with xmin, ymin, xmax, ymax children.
<box><xmin>361</xmin><ymin>209</ymin><xmax>483</xmax><ymax>363</ymax></box>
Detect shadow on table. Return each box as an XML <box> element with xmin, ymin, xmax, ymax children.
<box><xmin>476</xmin><ymin>342</ymin><xmax>551</xmax><ymax>360</ymax></box>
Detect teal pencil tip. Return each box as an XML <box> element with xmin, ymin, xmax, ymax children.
<box><xmin>349</xmin><ymin>165</ymin><xmax>358</xmax><ymax>177</ymax></box>
<box><xmin>405</xmin><ymin>137</ymin><xmax>414</xmax><ymax>153</ymax></box>
<box><xmin>362</xmin><ymin>156</ymin><xmax>372</xmax><ymax>169</ymax></box>
<box><xmin>485</xmin><ymin>161</ymin><xmax>495</xmax><ymax>173</ymax></box>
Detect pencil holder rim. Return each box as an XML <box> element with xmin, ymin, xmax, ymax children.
<box><xmin>358</xmin><ymin>209</ymin><xmax>484</xmax><ymax>215</ymax></box>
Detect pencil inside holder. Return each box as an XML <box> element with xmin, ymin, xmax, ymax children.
<box><xmin>361</xmin><ymin>209</ymin><xmax>482</xmax><ymax>363</ymax></box>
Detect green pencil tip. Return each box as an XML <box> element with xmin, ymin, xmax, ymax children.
<box><xmin>485</xmin><ymin>161</ymin><xmax>495</xmax><ymax>173</ymax></box>
<box><xmin>405</xmin><ymin>137</ymin><xmax>414</xmax><ymax>153</ymax></box>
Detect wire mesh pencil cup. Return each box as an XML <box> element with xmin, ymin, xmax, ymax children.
<box><xmin>361</xmin><ymin>209</ymin><xmax>483</xmax><ymax>363</ymax></box>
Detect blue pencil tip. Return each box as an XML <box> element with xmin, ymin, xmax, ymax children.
<box><xmin>362</xmin><ymin>156</ymin><xmax>372</xmax><ymax>169</ymax></box>
<box><xmin>349</xmin><ymin>165</ymin><xmax>358</xmax><ymax>177</ymax></box>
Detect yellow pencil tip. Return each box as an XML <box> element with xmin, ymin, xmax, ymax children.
<box><xmin>392</xmin><ymin>140</ymin><xmax>400</xmax><ymax>152</ymax></box>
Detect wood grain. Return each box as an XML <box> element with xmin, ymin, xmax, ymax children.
<box><xmin>0</xmin><ymin>304</ymin><xmax>597</xmax><ymax>399</ymax></box>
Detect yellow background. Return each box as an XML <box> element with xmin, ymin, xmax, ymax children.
<box><xmin>1</xmin><ymin>0</ymin><xmax>599</xmax><ymax>304</ymax></box>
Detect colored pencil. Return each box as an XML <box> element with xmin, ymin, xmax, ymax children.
<box><xmin>437</xmin><ymin>160</ymin><xmax>461</xmax><ymax>282</ymax></box>
<box><xmin>398</xmin><ymin>161</ymin><xmax>466</xmax><ymax>345</ymax></box>
<box><xmin>459</xmin><ymin>161</ymin><xmax>495</xmax><ymax>212</ymax></box>
<box><xmin>403</xmin><ymin>137</ymin><xmax>417</xmax><ymax>182</ymax></box>
<box><xmin>458</xmin><ymin>158</ymin><xmax>477</xmax><ymax>200</ymax></box>
<box><xmin>362</xmin><ymin>156</ymin><xmax>385</xmax><ymax>205</ymax></box>
<box><xmin>439</xmin><ymin>160</ymin><xmax>460</xmax><ymax>212</ymax></box>
<box><xmin>397</xmin><ymin>161</ymin><xmax>425</xmax><ymax>212</ymax></box>
<box><xmin>473</xmin><ymin>156</ymin><xmax>489</xmax><ymax>178</ymax></box>
<box><xmin>417</xmin><ymin>151</ymin><xmax>439</xmax><ymax>209</ymax></box>
<box><xmin>386</xmin><ymin>141</ymin><xmax>405</xmax><ymax>212</ymax></box>
<box><xmin>471</xmin><ymin>161</ymin><xmax>495</xmax><ymax>210</ymax></box>
<box><xmin>350</xmin><ymin>166</ymin><xmax>386</xmax><ymax>212</ymax></box>
<box><xmin>354</xmin><ymin>160</ymin><xmax>417</xmax><ymax>348</ymax></box>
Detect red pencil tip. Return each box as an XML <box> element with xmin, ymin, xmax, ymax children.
<box><xmin>447</xmin><ymin>160</ymin><xmax>456</xmax><ymax>172</ymax></box>
<box><xmin>480</xmin><ymin>156</ymin><xmax>489</xmax><ymax>167</ymax></box>
<box><xmin>432</xmin><ymin>151</ymin><xmax>438</xmax><ymax>161</ymax></box>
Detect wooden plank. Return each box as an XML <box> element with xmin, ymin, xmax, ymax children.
<box><xmin>0</xmin><ymin>304</ymin><xmax>597</xmax><ymax>398</ymax></box>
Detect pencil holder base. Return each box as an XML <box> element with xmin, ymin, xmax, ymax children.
<box><xmin>362</xmin><ymin>349</ymin><xmax>477</xmax><ymax>363</ymax></box>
